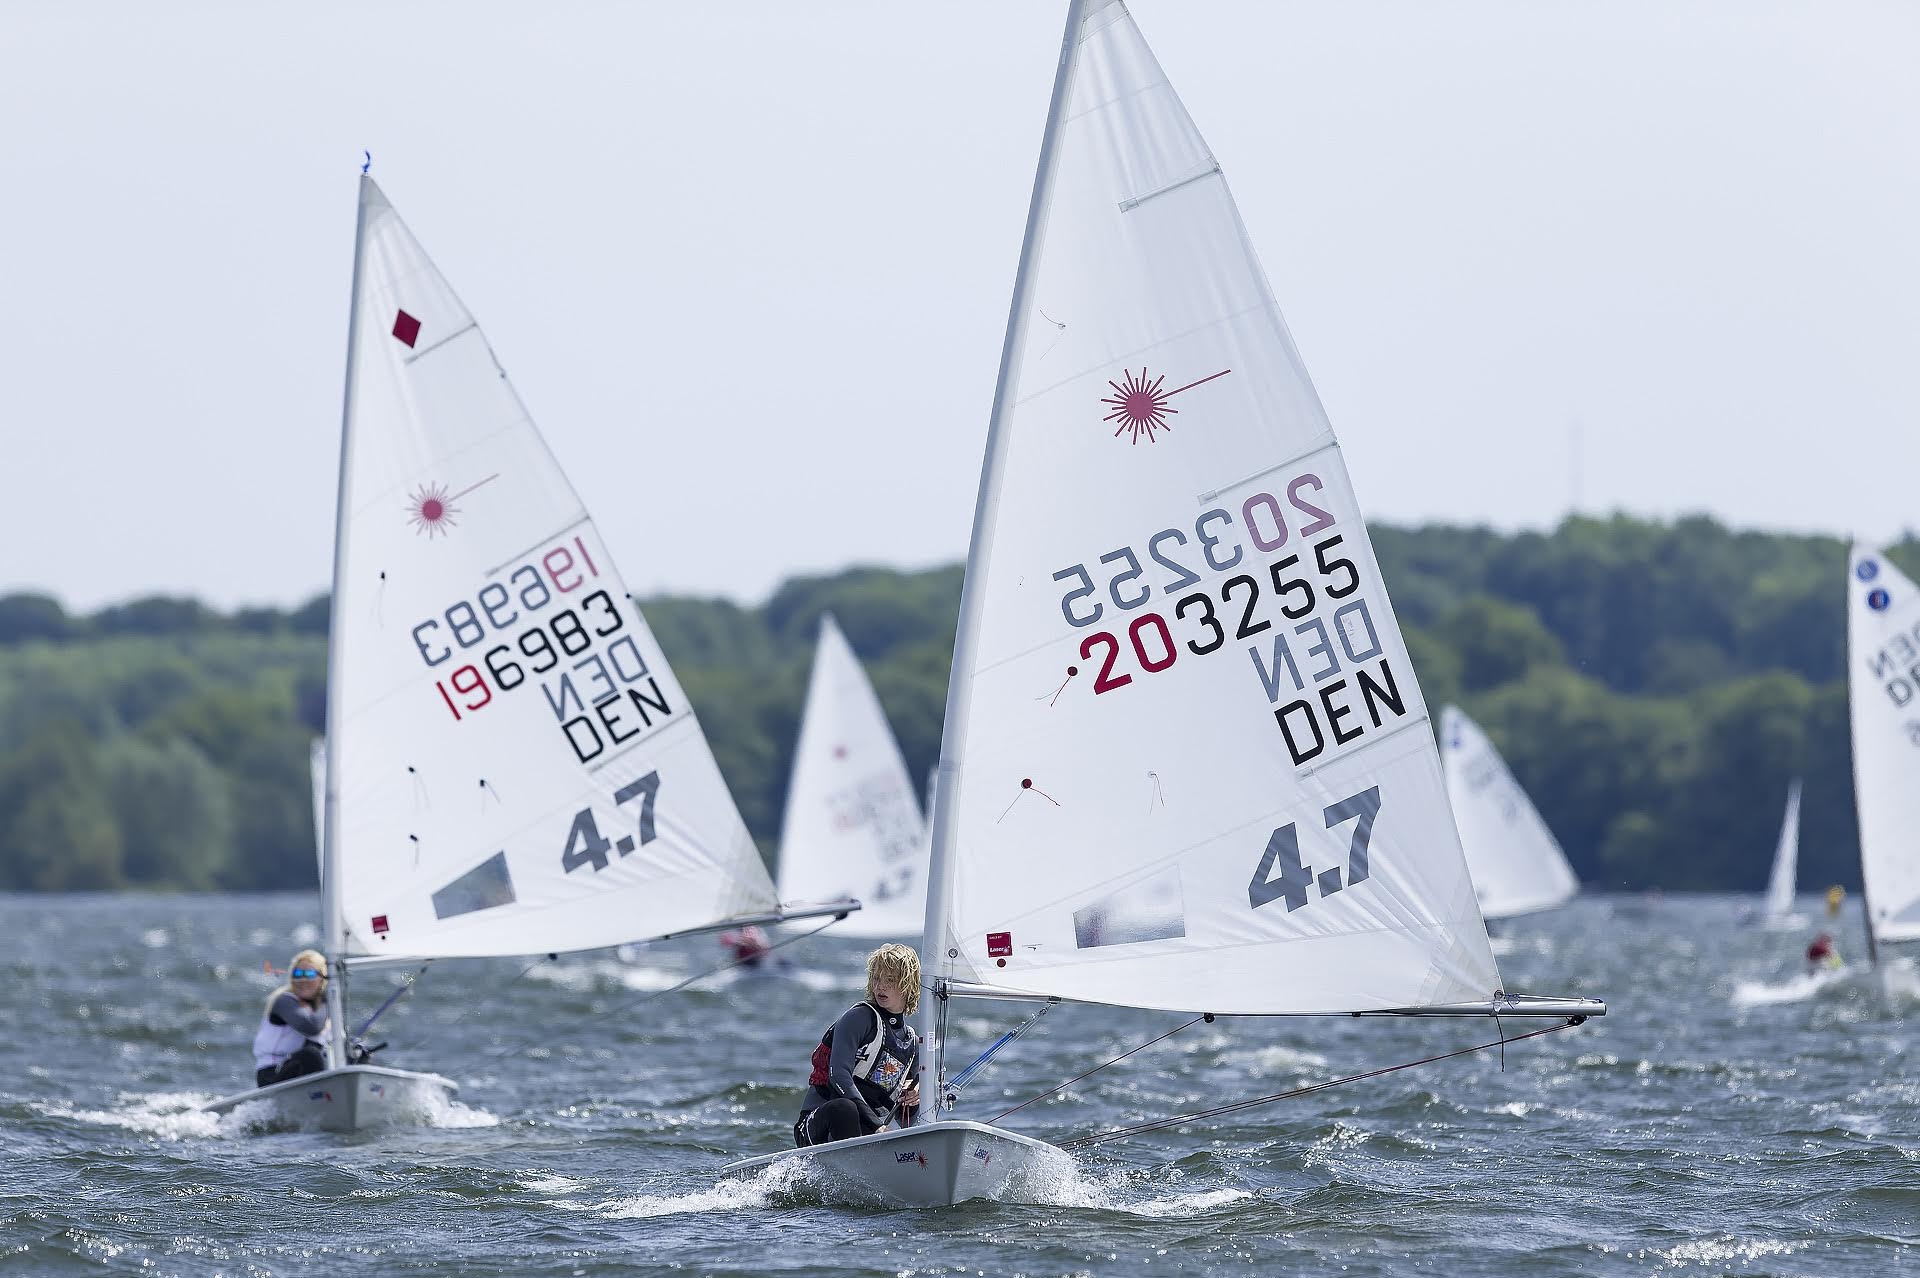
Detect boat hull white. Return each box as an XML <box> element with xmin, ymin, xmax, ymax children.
<box><xmin>719</xmin><ymin>1119</ymin><xmax>1072</xmax><ymax>1208</ymax></box>
<box><xmin>199</xmin><ymin>1065</ymin><xmax>457</xmax><ymax>1133</ymax></box>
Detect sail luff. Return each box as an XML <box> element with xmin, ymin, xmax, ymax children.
<box><xmin>917</xmin><ymin>0</ymin><xmax>1097</xmax><ymax>1090</ymax></box>
<box><xmin>319</xmin><ymin>175</ymin><xmax>378</xmax><ymax>1065</ymax></box>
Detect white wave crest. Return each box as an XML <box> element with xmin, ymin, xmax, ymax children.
<box><xmin>1250</xmin><ymin>1044</ymin><xmax>1330</xmax><ymax>1073</ymax></box>
<box><xmin>34</xmin><ymin>1091</ymin><xmax>228</xmax><ymax>1141</ymax></box>
<box><xmin>586</xmin><ymin>1157</ymin><xmax>817</xmax><ymax>1218</ymax></box>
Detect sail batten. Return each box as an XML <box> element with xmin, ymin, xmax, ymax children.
<box><xmin>922</xmin><ymin>1</ymin><xmax>1501</xmax><ymax>1022</ymax></box>
<box><xmin>326</xmin><ymin>176</ymin><xmax>778</xmax><ymax>962</ymax></box>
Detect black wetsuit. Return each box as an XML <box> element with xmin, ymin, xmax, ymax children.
<box><xmin>794</xmin><ymin>1001</ymin><xmax>920</xmax><ymax>1147</ymax></box>
<box><xmin>255</xmin><ymin>993</ymin><xmax>329</xmax><ymax>1088</ymax></box>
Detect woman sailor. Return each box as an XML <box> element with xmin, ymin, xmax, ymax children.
<box><xmin>794</xmin><ymin>943</ymin><xmax>922</xmax><ymax>1146</ymax></box>
<box><xmin>253</xmin><ymin>949</ymin><xmax>331</xmax><ymax>1087</ymax></box>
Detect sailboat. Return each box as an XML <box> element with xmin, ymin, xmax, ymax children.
<box><xmin>773</xmin><ymin>614</ymin><xmax>928</xmax><ymax>938</ymax></box>
<box><xmin>1440</xmin><ymin>706</ymin><xmax>1579</xmax><ymax>924</ymax></box>
<box><xmin>1847</xmin><ymin>544</ymin><xmax>1920</xmax><ymax>973</ymax></box>
<box><xmin>1758</xmin><ymin>779</ymin><xmax>1804</xmax><ymax>930</ymax></box>
<box><xmin>720</xmin><ymin>0</ymin><xmax>1603</xmax><ymax>1206</ymax></box>
<box><xmin>202</xmin><ymin>176</ymin><xmax>850</xmax><ymax>1131</ymax></box>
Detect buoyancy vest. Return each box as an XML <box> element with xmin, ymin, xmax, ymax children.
<box><xmin>809</xmin><ymin>1001</ymin><xmax>915</xmax><ymax>1102</ymax></box>
<box><xmin>253</xmin><ymin>1013</ymin><xmax>308</xmax><ymax>1070</ymax></box>
<box><xmin>252</xmin><ymin>995</ymin><xmax>324</xmax><ymax>1070</ymax></box>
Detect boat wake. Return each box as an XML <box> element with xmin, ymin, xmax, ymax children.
<box><xmin>416</xmin><ymin>1091</ymin><xmax>502</xmax><ymax>1128</ymax></box>
<box><xmin>1874</xmin><ymin>957</ymin><xmax>1920</xmax><ymax>1005</ymax></box>
<box><xmin>579</xmin><ymin>1156</ymin><xmax>822</xmax><ymax>1217</ymax></box>
<box><xmin>34</xmin><ymin>1086</ymin><xmax>497</xmax><ymax>1138</ymax></box>
<box><xmin>577</xmin><ymin>1153</ymin><xmax>1252</xmax><ymax>1218</ymax></box>
<box><xmin>1016</xmin><ymin>1163</ymin><xmax>1256</xmax><ymax>1216</ymax></box>
<box><xmin>33</xmin><ymin>1091</ymin><xmax>232</xmax><ymax>1140</ymax></box>
<box><xmin>1730</xmin><ymin>966</ymin><xmax>1849</xmax><ymax>1007</ymax></box>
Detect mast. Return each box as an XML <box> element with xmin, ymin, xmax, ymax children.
<box><xmin>318</xmin><ymin>175</ymin><xmax>376</xmax><ymax>1068</ymax></box>
<box><xmin>917</xmin><ymin>0</ymin><xmax>1093</xmax><ymax>1107</ymax></box>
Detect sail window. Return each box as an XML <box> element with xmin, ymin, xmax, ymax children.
<box><xmin>430</xmin><ymin>851</ymin><xmax>517</xmax><ymax>919</ymax></box>
<box><xmin>1072</xmin><ymin>869</ymin><xmax>1186</xmax><ymax>948</ymax></box>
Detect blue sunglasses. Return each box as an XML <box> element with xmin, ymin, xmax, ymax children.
<box><xmin>290</xmin><ymin>967</ymin><xmax>324</xmax><ymax>979</ymax></box>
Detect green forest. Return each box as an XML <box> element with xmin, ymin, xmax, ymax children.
<box><xmin>0</xmin><ymin>514</ymin><xmax>1907</xmax><ymax>895</ymax></box>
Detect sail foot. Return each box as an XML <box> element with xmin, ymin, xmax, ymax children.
<box><xmin>1356</xmin><ymin>994</ymin><xmax>1607</xmax><ymax>1019</ymax></box>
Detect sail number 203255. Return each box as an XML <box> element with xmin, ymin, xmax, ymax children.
<box><xmin>1053</xmin><ymin>478</ymin><xmax>1336</xmax><ymax>630</ymax></box>
<box><xmin>1069</xmin><ymin>534</ymin><xmax>1361</xmax><ymax>695</ymax></box>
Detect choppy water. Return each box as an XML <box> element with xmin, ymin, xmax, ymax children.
<box><xmin>2</xmin><ymin>893</ymin><xmax>1914</xmax><ymax>1276</ymax></box>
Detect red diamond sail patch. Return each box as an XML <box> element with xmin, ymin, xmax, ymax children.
<box><xmin>987</xmin><ymin>931</ymin><xmax>1012</xmax><ymax>957</ymax></box>
<box><xmin>392</xmin><ymin>309</ymin><xmax>421</xmax><ymax>348</ymax></box>
<box><xmin>371</xmin><ymin>914</ymin><xmax>390</xmax><ymax>937</ymax></box>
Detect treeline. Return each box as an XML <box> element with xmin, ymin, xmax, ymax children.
<box><xmin>0</xmin><ymin>514</ymin><xmax>1908</xmax><ymax>894</ymax></box>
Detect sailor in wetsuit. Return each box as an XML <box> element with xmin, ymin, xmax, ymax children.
<box><xmin>1805</xmin><ymin>932</ymin><xmax>1840</xmax><ymax>974</ymax></box>
<box><xmin>253</xmin><ymin>948</ymin><xmax>331</xmax><ymax>1087</ymax></box>
<box><xmin>794</xmin><ymin>942</ymin><xmax>922</xmax><ymax>1147</ymax></box>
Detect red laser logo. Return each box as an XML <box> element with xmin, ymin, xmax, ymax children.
<box><xmin>404</xmin><ymin>474</ymin><xmax>501</xmax><ymax>538</ymax></box>
<box><xmin>1100</xmin><ymin>366</ymin><xmax>1231</xmax><ymax>443</ymax></box>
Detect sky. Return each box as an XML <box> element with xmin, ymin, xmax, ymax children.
<box><xmin>3</xmin><ymin>2</ymin><xmax>1917</xmax><ymax>612</ymax></box>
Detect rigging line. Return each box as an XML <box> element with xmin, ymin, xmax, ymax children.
<box><xmin>1058</xmin><ymin>1018</ymin><xmax>1582</xmax><ymax>1150</ymax></box>
<box><xmin>476</xmin><ymin>953</ymin><xmax>563</xmax><ymax>1062</ymax></box>
<box><xmin>948</xmin><ymin>999</ymin><xmax>1059</xmax><ymax>1098</ymax></box>
<box><xmin>351</xmin><ymin>960</ymin><xmax>431</xmax><ymax>1039</ymax></box>
<box><xmin>480</xmin><ymin>920</ymin><xmax>844</xmax><ymax>1064</ymax></box>
<box><xmin>990</xmin><ymin>1014</ymin><xmax>1211</xmax><ymax>1124</ymax></box>
<box><xmin>618</xmin><ymin>916</ymin><xmax>843</xmax><ymax>1008</ymax></box>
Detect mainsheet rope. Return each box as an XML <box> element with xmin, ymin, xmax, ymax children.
<box><xmin>1057</xmin><ymin>1018</ymin><xmax>1583</xmax><ymax>1150</ymax></box>
<box><xmin>481</xmin><ymin>917</ymin><xmax>844</xmax><ymax>1063</ymax></box>
<box><xmin>989</xmin><ymin>1013</ymin><xmax>1213</xmax><ymax>1124</ymax></box>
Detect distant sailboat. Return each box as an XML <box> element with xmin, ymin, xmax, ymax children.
<box><xmin>774</xmin><ymin>614</ymin><xmax>928</xmax><ymax>938</ymax></box>
<box><xmin>1440</xmin><ymin>706</ymin><xmax>1579</xmax><ymax>923</ymax></box>
<box><xmin>722</xmin><ymin>0</ymin><xmax>1602</xmax><ymax>1206</ymax></box>
<box><xmin>203</xmin><ymin>176</ymin><xmax>850</xmax><ymax>1131</ymax></box>
<box><xmin>309</xmin><ymin>737</ymin><xmax>327</xmax><ymax>880</ymax></box>
<box><xmin>1847</xmin><ymin>544</ymin><xmax>1920</xmax><ymax>974</ymax></box>
<box><xmin>1759</xmin><ymin>780</ymin><xmax>1804</xmax><ymax>931</ymax></box>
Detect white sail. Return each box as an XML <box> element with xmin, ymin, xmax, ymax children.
<box><xmin>1847</xmin><ymin>544</ymin><xmax>1920</xmax><ymax>947</ymax></box>
<box><xmin>1440</xmin><ymin>706</ymin><xmax>1579</xmax><ymax>921</ymax></box>
<box><xmin>924</xmin><ymin>0</ymin><xmax>1499</xmax><ymax>1016</ymax></box>
<box><xmin>325</xmin><ymin>177</ymin><xmax>775</xmax><ymax>961</ymax></box>
<box><xmin>1762</xmin><ymin>779</ymin><xmax>1802</xmax><ymax>924</ymax></box>
<box><xmin>775</xmin><ymin>615</ymin><xmax>928</xmax><ymax>937</ymax></box>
